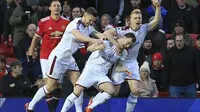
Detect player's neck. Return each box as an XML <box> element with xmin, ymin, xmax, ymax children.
<box><xmin>51</xmin><ymin>14</ymin><xmax>60</xmax><ymax>20</ymax></box>
<box><xmin>131</xmin><ymin>26</ymin><xmax>139</xmax><ymax>31</ymax></box>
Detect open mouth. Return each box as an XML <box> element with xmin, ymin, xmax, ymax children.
<box><xmin>136</xmin><ymin>23</ymin><xmax>140</xmax><ymax>25</ymax></box>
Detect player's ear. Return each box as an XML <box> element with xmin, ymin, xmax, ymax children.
<box><xmin>49</xmin><ymin>6</ymin><xmax>51</xmax><ymax>11</ymax></box>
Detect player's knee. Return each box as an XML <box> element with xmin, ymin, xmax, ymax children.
<box><xmin>45</xmin><ymin>84</ymin><xmax>57</xmax><ymax>92</ymax></box>
<box><xmin>105</xmin><ymin>87</ymin><xmax>116</xmax><ymax>96</ymax></box>
<box><xmin>73</xmin><ymin>85</ymin><xmax>84</xmax><ymax>96</ymax></box>
<box><xmin>130</xmin><ymin>87</ymin><xmax>139</xmax><ymax>96</ymax></box>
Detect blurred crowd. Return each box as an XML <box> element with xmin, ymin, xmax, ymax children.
<box><xmin>0</xmin><ymin>0</ymin><xmax>200</xmax><ymax>98</ymax></box>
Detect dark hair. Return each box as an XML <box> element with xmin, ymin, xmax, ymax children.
<box><xmin>167</xmin><ymin>36</ymin><xmax>175</xmax><ymax>41</ymax></box>
<box><xmin>124</xmin><ymin>33</ymin><xmax>136</xmax><ymax>43</ymax></box>
<box><xmin>50</xmin><ymin>0</ymin><xmax>60</xmax><ymax>6</ymax></box>
<box><xmin>85</xmin><ymin>7</ymin><xmax>98</xmax><ymax>17</ymax></box>
<box><xmin>0</xmin><ymin>55</ymin><xmax>6</xmax><ymax>64</ymax></box>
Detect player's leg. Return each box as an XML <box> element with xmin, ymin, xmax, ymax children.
<box><xmin>67</xmin><ymin>70</ymin><xmax>83</xmax><ymax>112</ymax></box>
<box><xmin>126</xmin><ymin>79</ymin><xmax>140</xmax><ymax>112</ymax></box>
<box><xmin>85</xmin><ymin>76</ymin><xmax>115</xmax><ymax>111</ymax></box>
<box><xmin>27</xmin><ymin>77</ymin><xmax>58</xmax><ymax>111</ymax></box>
<box><xmin>67</xmin><ymin>61</ymin><xmax>83</xmax><ymax>112</ymax></box>
<box><xmin>26</xmin><ymin>56</ymin><xmax>64</xmax><ymax>111</ymax></box>
<box><xmin>61</xmin><ymin>85</ymin><xmax>85</xmax><ymax>112</ymax></box>
<box><xmin>125</xmin><ymin>61</ymin><xmax>140</xmax><ymax>112</ymax></box>
<box><xmin>61</xmin><ymin>67</ymin><xmax>95</xmax><ymax>112</ymax></box>
<box><xmin>40</xmin><ymin>59</ymin><xmax>59</xmax><ymax>112</ymax></box>
<box><xmin>86</xmin><ymin>82</ymin><xmax>115</xmax><ymax>111</ymax></box>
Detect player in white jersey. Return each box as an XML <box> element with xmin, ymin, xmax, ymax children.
<box><xmin>25</xmin><ymin>7</ymin><xmax>117</xmax><ymax>112</ymax></box>
<box><xmin>60</xmin><ymin>33</ymin><xmax>136</xmax><ymax>112</ymax></box>
<box><xmin>85</xmin><ymin>0</ymin><xmax>161</xmax><ymax>112</ymax></box>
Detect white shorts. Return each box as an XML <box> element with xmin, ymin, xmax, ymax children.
<box><xmin>40</xmin><ymin>59</ymin><xmax>48</xmax><ymax>78</ymax></box>
<box><xmin>47</xmin><ymin>55</ymin><xmax>79</xmax><ymax>83</ymax></box>
<box><xmin>76</xmin><ymin>66</ymin><xmax>112</xmax><ymax>89</ymax></box>
<box><xmin>111</xmin><ymin>60</ymin><xmax>140</xmax><ymax>85</ymax></box>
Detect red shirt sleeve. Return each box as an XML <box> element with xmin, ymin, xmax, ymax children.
<box><xmin>35</xmin><ymin>20</ymin><xmax>44</xmax><ymax>37</ymax></box>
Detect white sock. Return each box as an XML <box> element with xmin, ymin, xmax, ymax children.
<box><xmin>61</xmin><ymin>93</ymin><xmax>78</xmax><ymax>112</ymax></box>
<box><xmin>87</xmin><ymin>92</ymin><xmax>111</xmax><ymax>109</ymax></box>
<box><xmin>28</xmin><ymin>86</ymin><xmax>49</xmax><ymax>110</ymax></box>
<box><xmin>74</xmin><ymin>92</ymin><xmax>83</xmax><ymax>112</ymax></box>
<box><xmin>126</xmin><ymin>93</ymin><xmax>138</xmax><ymax>112</ymax></box>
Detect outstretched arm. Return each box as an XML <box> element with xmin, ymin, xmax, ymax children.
<box><xmin>148</xmin><ymin>0</ymin><xmax>161</xmax><ymax>30</ymax></box>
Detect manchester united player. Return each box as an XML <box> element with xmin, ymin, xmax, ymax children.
<box><xmin>27</xmin><ymin>0</ymin><xmax>70</xmax><ymax>112</ymax></box>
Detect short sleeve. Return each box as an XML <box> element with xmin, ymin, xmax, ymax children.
<box><xmin>35</xmin><ymin>20</ymin><xmax>44</xmax><ymax>37</ymax></box>
<box><xmin>65</xmin><ymin>18</ymin><xmax>81</xmax><ymax>32</ymax></box>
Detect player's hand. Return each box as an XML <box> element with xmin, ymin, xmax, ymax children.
<box><xmin>91</xmin><ymin>38</ymin><xmax>104</xmax><ymax>45</ymax></box>
<box><xmin>124</xmin><ymin>68</ymin><xmax>132</xmax><ymax>76</ymax></box>
<box><xmin>96</xmin><ymin>44</ymin><xmax>106</xmax><ymax>50</ymax></box>
<box><xmin>152</xmin><ymin>0</ymin><xmax>161</xmax><ymax>7</ymax></box>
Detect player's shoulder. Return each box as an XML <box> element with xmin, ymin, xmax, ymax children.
<box><xmin>40</xmin><ymin>16</ymin><xmax>51</xmax><ymax>22</ymax></box>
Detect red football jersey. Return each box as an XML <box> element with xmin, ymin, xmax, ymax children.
<box><xmin>36</xmin><ymin>16</ymin><xmax>70</xmax><ymax>59</ymax></box>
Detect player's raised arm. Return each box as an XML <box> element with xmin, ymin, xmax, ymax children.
<box><xmin>148</xmin><ymin>0</ymin><xmax>161</xmax><ymax>30</ymax></box>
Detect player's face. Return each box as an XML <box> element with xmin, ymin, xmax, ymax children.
<box><xmin>130</xmin><ymin>13</ymin><xmax>142</xmax><ymax>30</ymax></box>
<box><xmin>49</xmin><ymin>1</ymin><xmax>61</xmax><ymax>15</ymax></box>
<box><xmin>119</xmin><ymin>37</ymin><xmax>133</xmax><ymax>49</ymax></box>
<box><xmin>140</xmin><ymin>68</ymin><xmax>149</xmax><ymax>78</ymax></box>
<box><xmin>83</xmin><ymin>13</ymin><xmax>96</xmax><ymax>27</ymax></box>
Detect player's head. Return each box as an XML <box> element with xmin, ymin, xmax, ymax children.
<box><xmin>130</xmin><ymin>9</ymin><xmax>142</xmax><ymax>30</ymax></box>
<box><xmin>118</xmin><ymin>33</ymin><xmax>136</xmax><ymax>49</ymax></box>
<box><xmin>49</xmin><ymin>0</ymin><xmax>61</xmax><ymax>16</ymax></box>
<box><xmin>82</xmin><ymin>7</ymin><xmax>98</xmax><ymax>27</ymax></box>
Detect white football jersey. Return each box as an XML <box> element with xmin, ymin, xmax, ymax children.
<box><xmin>51</xmin><ymin>18</ymin><xmax>95</xmax><ymax>58</ymax></box>
<box><xmin>86</xmin><ymin>40</ymin><xmax>127</xmax><ymax>72</ymax></box>
<box><xmin>115</xmin><ymin>24</ymin><xmax>150</xmax><ymax>62</ymax></box>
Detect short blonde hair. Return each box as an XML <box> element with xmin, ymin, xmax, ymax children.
<box><xmin>130</xmin><ymin>9</ymin><xmax>141</xmax><ymax>15</ymax></box>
